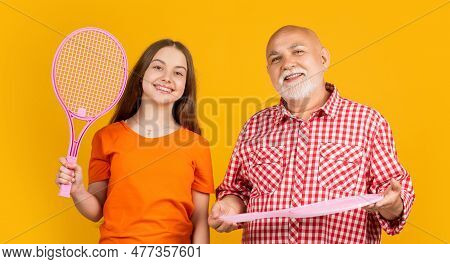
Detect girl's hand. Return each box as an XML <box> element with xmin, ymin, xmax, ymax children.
<box><xmin>56</xmin><ymin>157</ymin><xmax>85</xmax><ymax>196</ymax></box>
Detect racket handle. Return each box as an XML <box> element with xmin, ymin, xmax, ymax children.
<box><xmin>58</xmin><ymin>156</ymin><xmax>77</xmax><ymax>198</ymax></box>
<box><xmin>58</xmin><ymin>183</ymin><xmax>72</xmax><ymax>198</ymax></box>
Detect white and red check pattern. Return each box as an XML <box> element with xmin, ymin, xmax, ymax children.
<box><xmin>216</xmin><ymin>83</ymin><xmax>415</xmax><ymax>243</ymax></box>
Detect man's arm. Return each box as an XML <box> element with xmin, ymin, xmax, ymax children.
<box><xmin>208</xmin><ymin>195</ymin><xmax>246</xmax><ymax>233</ymax></box>
<box><xmin>209</xmin><ymin>126</ymin><xmax>252</xmax><ymax>233</ymax></box>
<box><xmin>363</xmin><ymin>116</ymin><xmax>415</xmax><ymax>235</ymax></box>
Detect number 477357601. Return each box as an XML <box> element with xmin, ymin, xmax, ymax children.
<box><xmin>131</xmin><ymin>245</ymin><xmax>200</xmax><ymax>258</ymax></box>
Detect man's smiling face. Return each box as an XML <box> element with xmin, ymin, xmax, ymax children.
<box><xmin>266</xmin><ymin>27</ymin><xmax>329</xmax><ymax>100</ymax></box>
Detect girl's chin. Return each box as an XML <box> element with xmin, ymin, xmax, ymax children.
<box><xmin>144</xmin><ymin>95</ymin><xmax>180</xmax><ymax>106</ymax></box>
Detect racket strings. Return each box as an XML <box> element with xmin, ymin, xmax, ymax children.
<box><xmin>54</xmin><ymin>30</ymin><xmax>126</xmax><ymax>117</ymax></box>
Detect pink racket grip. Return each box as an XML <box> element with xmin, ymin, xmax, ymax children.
<box><xmin>58</xmin><ymin>156</ymin><xmax>77</xmax><ymax>198</ymax></box>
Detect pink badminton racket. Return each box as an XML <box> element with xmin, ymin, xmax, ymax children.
<box><xmin>52</xmin><ymin>27</ymin><xmax>128</xmax><ymax>197</ymax></box>
<box><xmin>220</xmin><ymin>194</ymin><xmax>384</xmax><ymax>223</ymax></box>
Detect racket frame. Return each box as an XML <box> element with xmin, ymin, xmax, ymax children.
<box><xmin>52</xmin><ymin>27</ymin><xmax>128</xmax><ymax>197</ymax></box>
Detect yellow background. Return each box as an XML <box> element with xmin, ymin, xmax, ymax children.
<box><xmin>1</xmin><ymin>0</ymin><xmax>449</xmax><ymax>244</ymax></box>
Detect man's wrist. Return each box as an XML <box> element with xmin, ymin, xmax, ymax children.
<box><xmin>379</xmin><ymin>197</ymin><xmax>404</xmax><ymax>221</ymax></box>
<box><xmin>221</xmin><ymin>195</ymin><xmax>246</xmax><ymax>214</ymax></box>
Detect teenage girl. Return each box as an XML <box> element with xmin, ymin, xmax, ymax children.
<box><xmin>56</xmin><ymin>39</ymin><xmax>214</xmax><ymax>243</ymax></box>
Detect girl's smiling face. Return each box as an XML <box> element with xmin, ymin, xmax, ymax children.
<box><xmin>141</xmin><ymin>46</ymin><xmax>188</xmax><ymax>105</ymax></box>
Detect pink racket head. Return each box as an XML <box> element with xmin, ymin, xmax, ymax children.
<box><xmin>52</xmin><ymin>27</ymin><xmax>128</xmax><ymax>120</ymax></box>
<box><xmin>52</xmin><ymin>27</ymin><xmax>128</xmax><ymax>197</ymax></box>
<box><xmin>220</xmin><ymin>194</ymin><xmax>384</xmax><ymax>223</ymax></box>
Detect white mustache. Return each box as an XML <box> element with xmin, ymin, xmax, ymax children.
<box><xmin>279</xmin><ymin>68</ymin><xmax>307</xmax><ymax>85</ymax></box>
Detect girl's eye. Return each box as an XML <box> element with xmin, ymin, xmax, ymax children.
<box><xmin>153</xmin><ymin>65</ymin><xmax>163</xmax><ymax>70</ymax></box>
<box><xmin>175</xmin><ymin>71</ymin><xmax>184</xmax><ymax>76</ymax></box>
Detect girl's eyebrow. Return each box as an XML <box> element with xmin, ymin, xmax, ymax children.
<box><xmin>175</xmin><ymin>65</ymin><xmax>187</xmax><ymax>71</ymax></box>
<box><xmin>151</xmin><ymin>59</ymin><xmax>187</xmax><ymax>71</ymax></box>
<box><xmin>151</xmin><ymin>59</ymin><xmax>166</xmax><ymax>64</ymax></box>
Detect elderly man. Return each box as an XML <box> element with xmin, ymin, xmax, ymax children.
<box><xmin>208</xmin><ymin>25</ymin><xmax>415</xmax><ymax>243</ymax></box>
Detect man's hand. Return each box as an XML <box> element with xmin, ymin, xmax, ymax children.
<box><xmin>363</xmin><ymin>179</ymin><xmax>404</xmax><ymax>220</ymax></box>
<box><xmin>208</xmin><ymin>195</ymin><xmax>246</xmax><ymax>233</ymax></box>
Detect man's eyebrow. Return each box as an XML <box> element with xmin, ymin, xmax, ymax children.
<box><xmin>267</xmin><ymin>43</ymin><xmax>308</xmax><ymax>58</ymax></box>
<box><xmin>289</xmin><ymin>43</ymin><xmax>306</xmax><ymax>49</ymax></box>
<box><xmin>267</xmin><ymin>50</ymin><xmax>280</xmax><ymax>58</ymax></box>
<box><xmin>151</xmin><ymin>59</ymin><xmax>187</xmax><ymax>71</ymax></box>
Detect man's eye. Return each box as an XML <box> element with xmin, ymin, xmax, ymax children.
<box><xmin>294</xmin><ymin>50</ymin><xmax>304</xmax><ymax>55</ymax></box>
<box><xmin>271</xmin><ymin>57</ymin><xmax>280</xmax><ymax>63</ymax></box>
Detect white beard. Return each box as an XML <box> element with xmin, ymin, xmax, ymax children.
<box><xmin>277</xmin><ymin>69</ymin><xmax>322</xmax><ymax>100</ymax></box>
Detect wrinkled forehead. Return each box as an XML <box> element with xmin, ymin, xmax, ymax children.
<box><xmin>266</xmin><ymin>29</ymin><xmax>321</xmax><ymax>58</ymax></box>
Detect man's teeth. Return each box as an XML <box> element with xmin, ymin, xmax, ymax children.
<box><xmin>285</xmin><ymin>73</ymin><xmax>304</xmax><ymax>80</ymax></box>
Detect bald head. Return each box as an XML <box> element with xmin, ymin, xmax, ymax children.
<box><xmin>265</xmin><ymin>25</ymin><xmax>330</xmax><ymax>101</ymax></box>
<box><xmin>266</xmin><ymin>26</ymin><xmax>323</xmax><ymax>58</ymax></box>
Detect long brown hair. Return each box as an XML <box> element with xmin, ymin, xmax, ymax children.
<box><xmin>109</xmin><ymin>39</ymin><xmax>201</xmax><ymax>135</ymax></box>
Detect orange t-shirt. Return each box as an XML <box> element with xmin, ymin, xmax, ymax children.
<box><xmin>88</xmin><ymin>121</ymin><xmax>214</xmax><ymax>244</ymax></box>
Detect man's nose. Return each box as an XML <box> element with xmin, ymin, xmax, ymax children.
<box><xmin>282</xmin><ymin>59</ymin><xmax>296</xmax><ymax>71</ymax></box>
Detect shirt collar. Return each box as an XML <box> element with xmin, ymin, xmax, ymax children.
<box><xmin>273</xmin><ymin>82</ymin><xmax>341</xmax><ymax>125</ymax></box>
<box><xmin>320</xmin><ymin>82</ymin><xmax>341</xmax><ymax>119</ymax></box>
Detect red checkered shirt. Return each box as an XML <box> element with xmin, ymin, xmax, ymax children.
<box><xmin>216</xmin><ymin>83</ymin><xmax>415</xmax><ymax>243</ymax></box>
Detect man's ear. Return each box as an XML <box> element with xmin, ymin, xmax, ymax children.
<box><xmin>320</xmin><ymin>47</ymin><xmax>330</xmax><ymax>71</ymax></box>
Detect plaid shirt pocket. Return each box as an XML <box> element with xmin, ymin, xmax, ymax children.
<box><xmin>246</xmin><ymin>145</ymin><xmax>284</xmax><ymax>195</ymax></box>
<box><xmin>318</xmin><ymin>142</ymin><xmax>364</xmax><ymax>194</ymax></box>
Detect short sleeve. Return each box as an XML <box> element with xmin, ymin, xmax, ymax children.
<box><xmin>88</xmin><ymin>130</ymin><xmax>111</xmax><ymax>184</ymax></box>
<box><xmin>192</xmin><ymin>137</ymin><xmax>214</xmax><ymax>194</ymax></box>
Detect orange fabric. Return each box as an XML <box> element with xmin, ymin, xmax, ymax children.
<box><xmin>88</xmin><ymin>121</ymin><xmax>214</xmax><ymax>244</ymax></box>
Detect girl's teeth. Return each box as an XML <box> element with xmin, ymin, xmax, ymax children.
<box><xmin>156</xmin><ymin>85</ymin><xmax>171</xmax><ymax>92</ymax></box>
